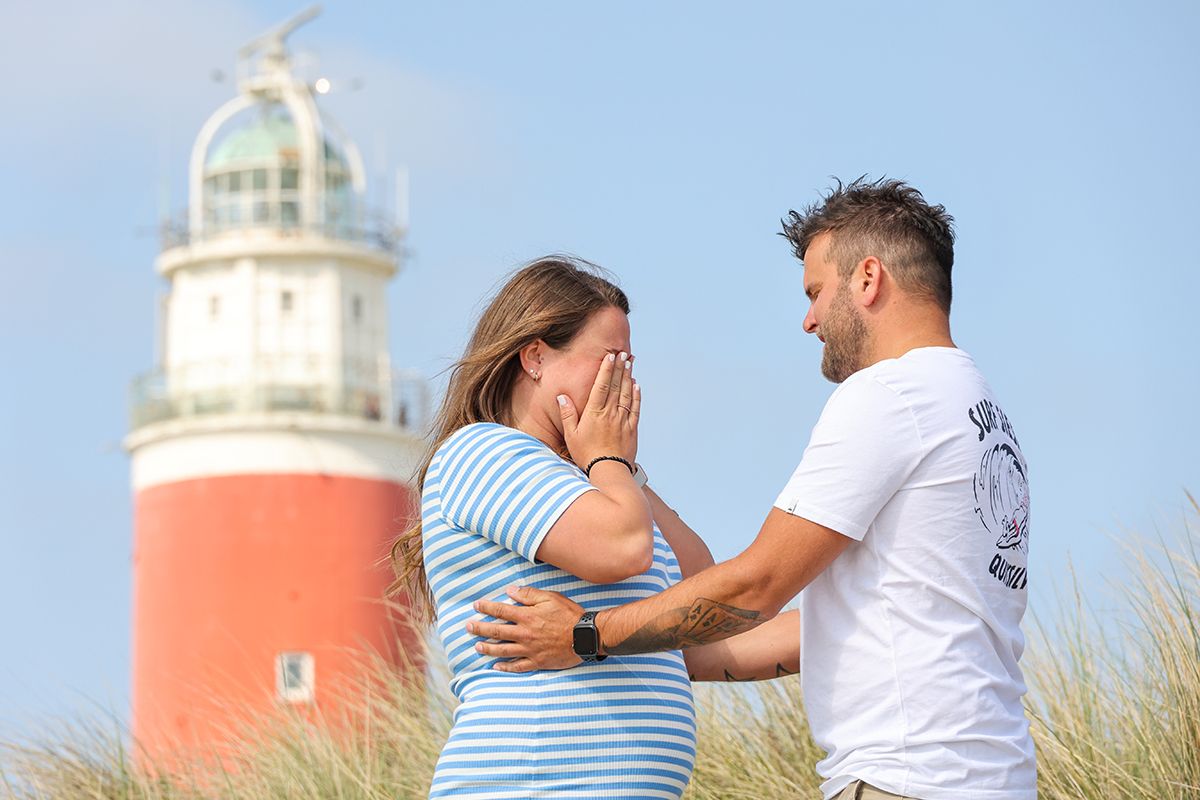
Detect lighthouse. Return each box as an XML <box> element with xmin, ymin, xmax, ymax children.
<box><xmin>125</xmin><ymin>9</ymin><xmax>426</xmax><ymax>759</ymax></box>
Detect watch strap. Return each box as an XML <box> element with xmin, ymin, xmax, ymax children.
<box><xmin>632</xmin><ymin>463</ymin><xmax>648</xmax><ymax>488</ymax></box>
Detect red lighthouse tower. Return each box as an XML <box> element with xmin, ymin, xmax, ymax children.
<box><xmin>125</xmin><ymin>9</ymin><xmax>426</xmax><ymax>759</ymax></box>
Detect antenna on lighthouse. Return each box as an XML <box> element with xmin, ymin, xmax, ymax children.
<box><xmin>395</xmin><ymin>166</ymin><xmax>409</xmax><ymax>236</ymax></box>
<box><xmin>156</xmin><ymin>139</ymin><xmax>170</xmax><ymax>226</ymax></box>
<box><xmin>237</xmin><ymin>4</ymin><xmax>322</xmax><ymax>83</ymax></box>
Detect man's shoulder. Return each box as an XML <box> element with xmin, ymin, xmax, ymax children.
<box><xmin>864</xmin><ymin>346</ymin><xmax>976</xmax><ymax>380</ymax></box>
<box><xmin>850</xmin><ymin>347</ymin><xmax>984</xmax><ymax>402</ymax></box>
<box><xmin>825</xmin><ymin>363</ymin><xmax>910</xmax><ymax>411</ymax></box>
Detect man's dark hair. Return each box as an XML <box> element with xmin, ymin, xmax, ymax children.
<box><xmin>780</xmin><ymin>176</ymin><xmax>956</xmax><ymax>313</ymax></box>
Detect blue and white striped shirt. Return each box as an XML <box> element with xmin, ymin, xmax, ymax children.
<box><xmin>423</xmin><ymin>422</ymin><xmax>696</xmax><ymax>799</ymax></box>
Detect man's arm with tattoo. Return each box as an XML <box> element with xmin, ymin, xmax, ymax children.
<box><xmin>683</xmin><ymin>609</ymin><xmax>800</xmax><ymax>682</ymax></box>
<box><xmin>599</xmin><ymin>574</ymin><xmax>767</xmax><ymax>655</ymax></box>
<box><xmin>469</xmin><ymin>508</ymin><xmax>850</xmax><ymax>672</ymax></box>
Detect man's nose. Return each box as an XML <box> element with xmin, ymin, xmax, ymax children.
<box><xmin>802</xmin><ymin>307</ymin><xmax>818</xmax><ymax>334</ymax></box>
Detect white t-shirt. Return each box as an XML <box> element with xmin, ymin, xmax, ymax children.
<box><xmin>774</xmin><ymin>347</ymin><xmax>1035</xmax><ymax>800</ymax></box>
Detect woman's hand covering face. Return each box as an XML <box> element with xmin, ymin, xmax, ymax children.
<box><xmin>558</xmin><ymin>350</ymin><xmax>640</xmax><ymax>469</ymax></box>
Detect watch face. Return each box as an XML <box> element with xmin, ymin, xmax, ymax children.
<box><xmin>572</xmin><ymin>625</ymin><xmax>599</xmax><ymax>656</ymax></box>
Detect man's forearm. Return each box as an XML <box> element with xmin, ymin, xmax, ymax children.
<box><xmin>597</xmin><ymin>554</ymin><xmax>782</xmax><ymax>655</ymax></box>
<box><xmin>684</xmin><ymin>609</ymin><xmax>801</xmax><ymax>681</ymax></box>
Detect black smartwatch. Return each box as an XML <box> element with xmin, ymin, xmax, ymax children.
<box><xmin>572</xmin><ymin>611</ymin><xmax>608</xmax><ymax>662</ymax></box>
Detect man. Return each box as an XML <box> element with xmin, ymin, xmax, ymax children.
<box><xmin>468</xmin><ymin>178</ymin><xmax>1036</xmax><ymax>800</ymax></box>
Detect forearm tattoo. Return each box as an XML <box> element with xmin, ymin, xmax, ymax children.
<box><xmin>606</xmin><ymin>597</ymin><xmax>762</xmax><ymax>655</ymax></box>
<box><xmin>723</xmin><ymin>663</ymin><xmax>797</xmax><ymax>682</ymax></box>
<box><xmin>689</xmin><ymin>663</ymin><xmax>797</xmax><ymax>682</ymax></box>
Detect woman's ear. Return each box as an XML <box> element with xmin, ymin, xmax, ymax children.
<box><xmin>518</xmin><ymin>340</ymin><xmax>545</xmax><ymax>381</ymax></box>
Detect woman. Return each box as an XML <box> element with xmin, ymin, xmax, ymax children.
<box><xmin>391</xmin><ymin>255</ymin><xmax>799</xmax><ymax>799</ymax></box>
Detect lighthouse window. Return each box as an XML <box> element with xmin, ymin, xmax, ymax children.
<box><xmin>281</xmin><ymin>167</ymin><xmax>299</xmax><ymax>190</ymax></box>
<box><xmin>281</xmin><ymin>201</ymin><xmax>299</xmax><ymax>227</ymax></box>
<box><xmin>352</xmin><ymin>294</ymin><xmax>362</xmax><ymax>322</ymax></box>
<box><xmin>281</xmin><ymin>290</ymin><xmax>294</xmax><ymax>312</ymax></box>
<box><xmin>253</xmin><ymin>201</ymin><xmax>270</xmax><ymax>223</ymax></box>
<box><xmin>227</xmin><ymin>171</ymin><xmax>242</xmax><ymax>192</ymax></box>
<box><xmin>275</xmin><ymin>651</ymin><xmax>315</xmax><ymax>703</ymax></box>
<box><xmin>253</xmin><ymin>168</ymin><xmax>268</xmax><ymax>191</ymax></box>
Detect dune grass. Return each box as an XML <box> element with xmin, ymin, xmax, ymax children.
<box><xmin>1022</xmin><ymin>497</ymin><xmax>1200</xmax><ymax>798</ymax></box>
<box><xmin>3</xmin><ymin>500</ymin><xmax>1198</xmax><ymax>799</ymax></box>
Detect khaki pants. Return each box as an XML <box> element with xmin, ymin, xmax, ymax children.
<box><xmin>834</xmin><ymin>779</ymin><xmax>921</xmax><ymax>800</ymax></box>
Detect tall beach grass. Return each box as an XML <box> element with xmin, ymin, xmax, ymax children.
<box><xmin>4</xmin><ymin>500</ymin><xmax>1198</xmax><ymax>799</ymax></box>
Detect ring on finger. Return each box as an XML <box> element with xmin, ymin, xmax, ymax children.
<box><xmin>617</xmin><ymin>404</ymin><xmax>632</xmax><ymax>413</ymax></box>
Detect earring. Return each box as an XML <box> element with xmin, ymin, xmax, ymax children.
<box><xmin>529</xmin><ymin>369</ymin><xmax>540</xmax><ymax>381</ymax></box>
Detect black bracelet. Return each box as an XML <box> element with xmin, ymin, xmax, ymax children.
<box><xmin>584</xmin><ymin>455</ymin><xmax>634</xmax><ymax>478</ymax></box>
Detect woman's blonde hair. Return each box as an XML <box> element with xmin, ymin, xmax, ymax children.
<box><xmin>388</xmin><ymin>255</ymin><xmax>630</xmax><ymax>619</ymax></box>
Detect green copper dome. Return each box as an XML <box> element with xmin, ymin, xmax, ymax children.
<box><xmin>206</xmin><ymin>104</ymin><xmax>347</xmax><ymax>170</ymax></box>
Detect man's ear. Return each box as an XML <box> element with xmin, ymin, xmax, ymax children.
<box><xmin>857</xmin><ymin>256</ymin><xmax>884</xmax><ymax>308</ymax></box>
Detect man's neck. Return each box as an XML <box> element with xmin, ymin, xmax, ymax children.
<box><xmin>867</xmin><ymin>313</ymin><xmax>955</xmax><ymax>366</ymax></box>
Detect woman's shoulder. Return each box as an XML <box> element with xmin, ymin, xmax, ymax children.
<box><xmin>433</xmin><ymin>422</ymin><xmax>549</xmax><ymax>466</ymax></box>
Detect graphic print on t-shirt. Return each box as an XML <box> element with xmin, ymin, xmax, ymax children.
<box><xmin>976</xmin><ymin>443</ymin><xmax>1029</xmax><ymax>554</ymax></box>
<box><xmin>968</xmin><ymin>398</ymin><xmax>1030</xmax><ymax>590</ymax></box>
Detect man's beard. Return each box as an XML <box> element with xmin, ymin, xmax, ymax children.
<box><xmin>820</xmin><ymin>282</ymin><xmax>870</xmax><ymax>383</ymax></box>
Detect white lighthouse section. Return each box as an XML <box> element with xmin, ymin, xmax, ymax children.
<box><xmin>127</xmin><ymin>9</ymin><xmax>426</xmax><ymax>491</ymax></box>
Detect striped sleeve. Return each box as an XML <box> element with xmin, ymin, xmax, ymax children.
<box><xmin>437</xmin><ymin>423</ymin><xmax>596</xmax><ymax>562</ymax></box>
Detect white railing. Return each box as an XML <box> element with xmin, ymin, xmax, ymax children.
<box><xmin>158</xmin><ymin>208</ymin><xmax>402</xmax><ymax>254</ymax></box>
<box><xmin>130</xmin><ymin>358</ymin><xmax>430</xmax><ymax>435</ymax></box>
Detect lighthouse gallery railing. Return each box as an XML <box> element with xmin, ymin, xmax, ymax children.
<box><xmin>129</xmin><ymin>357</ymin><xmax>430</xmax><ymax>434</ymax></box>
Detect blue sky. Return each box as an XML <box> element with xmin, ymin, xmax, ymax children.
<box><xmin>2</xmin><ymin>0</ymin><xmax>1198</xmax><ymax>732</ymax></box>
